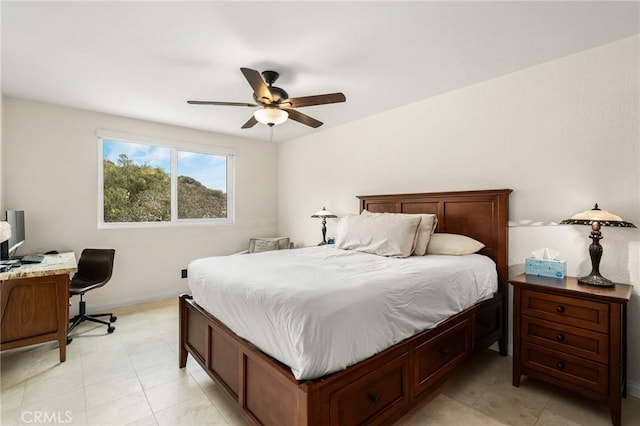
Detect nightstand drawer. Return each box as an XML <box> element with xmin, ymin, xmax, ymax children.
<box><xmin>521</xmin><ymin>289</ymin><xmax>609</xmax><ymax>332</ymax></box>
<box><xmin>522</xmin><ymin>342</ymin><xmax>608</xmax><ymax>394</ymax></box>
<box><xmin>521</xmin><ymin>316</ymin><xmax>608</xmax><ymax>364</ymax></box>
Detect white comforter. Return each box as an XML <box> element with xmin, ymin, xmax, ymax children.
<box><xmin>188</xmin><ymin>246</ymin><xmax>497</xmax><ymax>380</ymax></box>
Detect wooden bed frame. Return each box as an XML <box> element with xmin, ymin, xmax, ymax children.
<box><xmin>179</xmin><ymin>189</ymin><xmax>511</xmax><ymax>425</ymax></box>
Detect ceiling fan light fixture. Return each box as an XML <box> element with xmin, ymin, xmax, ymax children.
<box><xmin>254</xmin><ymin>106</ymin><xmax>288</xmax><ymax>127</ymax></box>
<box><xmin>188</xmin><ymin>68</ymin><xmax>344</xmax><ymax>129</ymax></box>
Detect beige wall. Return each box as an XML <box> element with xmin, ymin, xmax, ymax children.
<box><xmin>277</xmin><ymin>36</ymin><xmax>640</xmax><ymax>394</ymax></box>
<box><xmin>2</xmin><ymin>98</ymin><xmax>279</xmax><ymax>308</ymax></box>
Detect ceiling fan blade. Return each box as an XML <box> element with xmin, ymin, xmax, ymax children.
<box><xmin>240</xmin><ymin>67</ymin><xmax>273</xmax><ymax>103</ymax></box>
<box><xmin>285</xmin><ymin>108</ymin><xmax>323</xmax><ymax>128</ymax></box>
<box><xmin>187</xmin><ymin>100</ymin><xmax>257</xmax><ymax>107</ymax></box>
<box><xmin>241</xmin><ymin>115</ymin><xmax>258</xmax><ymax>129</ymax></box>
<box><xmin>283</xmin><ymin>92</ymin><xmax>346</xmax><ymax>108</ymax></box>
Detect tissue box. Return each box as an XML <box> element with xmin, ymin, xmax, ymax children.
<box><xmin>525</xmin><ymin>258</ymin><xmax>567</xmax><ymax>278</ymax></box>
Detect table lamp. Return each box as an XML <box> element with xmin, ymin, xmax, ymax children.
<box><xmin>560</xmin><ymin>204</ymin><xmax>636</xmax><ymax>287</ymax></box>
<box><xmin>311</xmin><ymin>207</ymin><xmax>337</xmax><ymax>246</ymax></box>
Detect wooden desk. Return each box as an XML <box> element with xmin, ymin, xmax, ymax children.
<box><xmin>0</xmin><ymin>252</ymin><xmax>77</xmax><ymax>362</ymax></box>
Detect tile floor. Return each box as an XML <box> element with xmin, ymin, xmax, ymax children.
<box><xmin>1</xmin><ymin>298</ymin><xmax>639</xmax><ymax>425</ymax></box>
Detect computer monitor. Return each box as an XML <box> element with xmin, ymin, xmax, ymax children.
<box><xmin>0</xmin><ymin>210</ymin><xmax>25</xmax><ymax>260</ymax></box>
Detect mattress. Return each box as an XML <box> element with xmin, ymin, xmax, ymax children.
<box><xmin>188</xmin><ymin>245</ymin><xmax>497</xmax><ymax>380</ymax></box>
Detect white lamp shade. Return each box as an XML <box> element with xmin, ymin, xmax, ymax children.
<box><xmin>254</xmin><ymin>107</ymin><xmax>288</xmax><ymax>126</ymax></box>
<box><xmin>311</xmin><ymin>208</ymin><xmax>337</xmax><ymax>218</ymax></box>
<box><xmin>0</xmin><ymin>221</ymin><xmax>11</xmax><ymax>243</ymax></box>
<box><xmin>570</xmin><ymin>207</ymin><xmax>623</xmax><ymax>222</ymax></box>
<box><xmin>560</xmin><ymin>203</ymin><xmax>636</xmax><ymax>228</ymax></box>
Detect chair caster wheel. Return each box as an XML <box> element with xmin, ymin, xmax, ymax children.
<box><xmin>110</xmin><ymin>316</ymin><xmax>117</xmax><ymax>323</ymax></box>
<box><xmin>67</xmin><ymin>336</ymin><xmax>73</xmax><ymax>344</ymax></box>
<box><xmin>107</xmin><ymin>326</ymin><xmax>115</xmax><ymax>333</ymax></box>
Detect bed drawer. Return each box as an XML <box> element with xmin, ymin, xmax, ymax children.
<box><xmin>521</xmin><ymin>316</ymin><xmax>608</xmax><ymax>364</ymax></box>
<box><xmin>330</xmin><ymin>353</ymin><xmax>409</xmax><ymax>425</ymax></box>
<box><xmin>413</xmin><ymin>319</ymin><xmax>471</xmax><ymax>396</ymax></box>
<box><xmin>522</xmin><ymin>342</ymin><xmax>608</xmax><ymax>394</ymax></box>
<box><xmin>521</xmin><ymin>289</ymin><xmax>609</xmax><ymax>332</ymax></box>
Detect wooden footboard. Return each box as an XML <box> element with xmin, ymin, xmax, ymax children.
<box><xmin>179</xmin><ymin>189</ymin><xmax>511</xmax><ymax>425</ymax></box>
<box><xmin>180</xmin><ymin>292</ymin><xmax>503</xmax><ymax>425</ymax></box>
<box><xmin>180</xmin><ymin>293</ymin><xmax>312</xmax><ymax>424</ymax></box>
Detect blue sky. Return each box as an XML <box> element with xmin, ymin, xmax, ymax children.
<box><xmin>178</xmin><ymin>151</ymin><xmax>227</xmax><ymax>191</ymax></box>
<box><xmin>103</xmin><ymin>139</ymin><xmax>226</xmax><ymax>191</ymax></box>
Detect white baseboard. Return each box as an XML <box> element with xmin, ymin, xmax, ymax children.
<box><xmin>69</xmin><ymin>290</ymin><xmax>184</xmax><ymax>316</ymax></box>
<box><xmin>627</xmin><ymin>380</ymin><xmax>640</xmax><ymax>399</ymax></box>
<box><xmin>488</xmin><ymin>342</ymin><xmax>514</xmax><ymax>356</ymax></box>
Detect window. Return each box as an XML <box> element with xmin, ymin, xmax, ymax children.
<box><xmin>98</xmin><ymin>131</ymin><xmax>234</xmax><ymax>227</ymax></box>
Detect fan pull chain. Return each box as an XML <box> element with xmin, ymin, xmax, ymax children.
<box><xmin>269</xmin><ymin>126</ymin><xmax>273</xmax><ymax>143</ymax></box>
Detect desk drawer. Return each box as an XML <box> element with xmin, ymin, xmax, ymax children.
<box><xmin>521</xmin><ymin>290</ymin><xmax>608</xmax><ymax>332</ymax></box>
<box><xmin>330</xmin><ymin>353</ymin><xmax>409</xmax><ymax>425</ymax></box>
<box><xmin>522</xmin><ymin>316</ymin><xmax>608</xmax><ymax>364</ymax></box>
<box><xmin>522</xmin><ymin>342</ymin><xmax>608</xmax><ymax>394</ymax></box>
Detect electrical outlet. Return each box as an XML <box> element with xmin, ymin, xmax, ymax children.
<box><xmin>181</xmin><ymin>269</ymin><xmax>188</xmax><ymax>279</ymax></box>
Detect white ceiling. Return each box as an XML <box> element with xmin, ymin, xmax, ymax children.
<box><xmin>2</xmin><ymin>1</ymin><xmax>639</xmax><ymax>143</ymax></box>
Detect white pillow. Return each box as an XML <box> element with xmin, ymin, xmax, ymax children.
<box><xmin>426</xmin><ymin>233</ymin><xmax>485</xmax><ymax>255</ymax></box>
<box><xmin>361</xmin><ymin>210</ymin><xmax>437</xmax><ymax>256</ymax></box>
<box><xmin>336</xmin><ymin>214</ymin><xmax>422</xmax><ymax>258</ymax></box>
<box><xmin>249</xmin><ymin>237</ymin><xmax>290</xmax><ymax>253</ymax></box>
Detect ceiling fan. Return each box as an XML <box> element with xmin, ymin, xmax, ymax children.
<box><xmin>187</xmin><ymin>68</ymin><xmax>346</xmax><ymax>129</ymax></box>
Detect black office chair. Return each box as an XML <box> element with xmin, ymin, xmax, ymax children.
<box><xmin>67</xmin><ymin>248</ymin><xmax>116</xmax><ymax>344</ymax></box>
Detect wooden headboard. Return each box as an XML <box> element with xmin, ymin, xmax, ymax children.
<box><xmin>357</xmin><ymin>189</ymin><xmax>512</xmax><ymax>293</ymax></box>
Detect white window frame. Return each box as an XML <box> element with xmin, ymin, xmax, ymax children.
<box><xmin>97</xmin><ymin>130</ymin><xmax>235</xmax><ymax>229</ymax></box>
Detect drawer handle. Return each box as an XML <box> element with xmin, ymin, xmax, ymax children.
<box><xmin>439</xmin><ymin>348</ymin><xmax>450</xmax><ymax>356</ymax></box>
<box><xmin>556</xmin><ymin>361</ymin><xmax>565</xmax><ymax>370</ymax></box>
<box><xmin>367</xmin><ymin>393</ymin><xmax>380</xmax><ymax>405</ymax></box>
<box><xmin>556</xmin><ymin>333</ymin><xmax>565</xmax><ymax>342</ymax></box>
<box><xmin>556</xmin><ymin>305</ymin><xmax>565</xmax><ymax>314</ymax></box>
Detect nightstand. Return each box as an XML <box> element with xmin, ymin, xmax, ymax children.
<box><xmin>510</xmin><ymin>274</ymin><xmax>632</xmax><ymax>426</ymax></box>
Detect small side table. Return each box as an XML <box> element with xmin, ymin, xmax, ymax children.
<box><xmin>509</xmin><ymin>274</ymin><xmax>632</xmax><ymax>426</ymax></box>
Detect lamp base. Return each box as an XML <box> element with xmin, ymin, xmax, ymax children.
<box><xmin>578</xmin><ymin>273</ymin><xmax>615</xmax><ymax>287</ymax></box>
<box><xmin>317</xmin><ymin>241</ymin><xmax>327</xmax><ymax>246</ymax></box>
